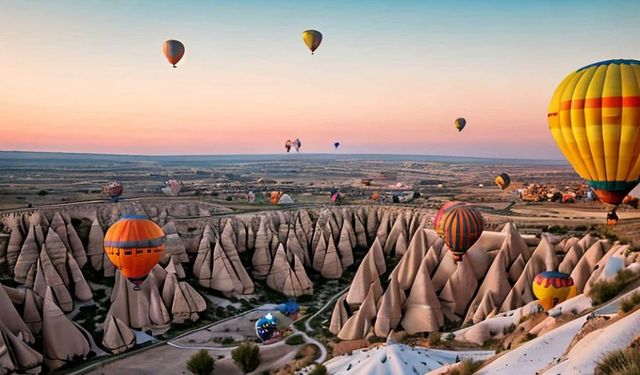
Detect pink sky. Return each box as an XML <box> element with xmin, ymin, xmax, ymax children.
<box><xmin>1</xmin><ymin>1</ymin><xmax>638</xmax><ymax>158</ymax></box>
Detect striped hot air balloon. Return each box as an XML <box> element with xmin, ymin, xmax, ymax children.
<box><xmin>548</xmin><ymin>59</ymin><xmax>640</xmax><ymax>223</ymax></box>
<box><xmin>434</xmin><ymin>201</ymin><xmax>463</xmax><ymax>236</ymax></box>
<box><xmin>495</xmin><ymin>173</ymin><xmax>511</xmax><ymax>190</ymax></box>
<box><xmin>104</xmin><ymin>215</ymin><xmax>166</xmax><ymax>289</ymax></box>
<box><xmin>438</xmin><ymin>205</ymin><xmax>484</xmax><ymax>262</ymax></box>
<box><xmin>532</xmin><ymin>271</ymin><xmax>576</xmax><ymax>311</ymax></box>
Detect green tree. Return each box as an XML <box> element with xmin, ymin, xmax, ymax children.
<box><xmin>186</xmin><ymin>350</ymin><xmax>215</xmax><ymax>375</ymax></box>
<box><xmin>232</xmin><ymin>342</ymin><xmax>261</xmax><ymax>373</ymax></box>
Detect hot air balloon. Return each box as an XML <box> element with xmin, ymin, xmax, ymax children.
<box><xmin>161</xmin><ymin>179</ymin><xmax>181</xmax><ymax>196</ymax></box>
<box><xmin>270</xmin><ymin>191</ymin><xmax>283</xmax><ymax>205</ymax></box>
<box><xmin>437</xmin><ymin>205</ymin><xmax>484</xmax><ymax>262</ymax></box>
<box><xmin>495</xmin><ymin>173</ymin><xmax>511</xmax><ymax>190</ymax></box>
<box><xmin>102</xmin><ymin>182</ymin><xmax>123</xmax><ymax>202</ymax></box>
<box><xmin>103</xmin><ymin>215</ymin><xmax>166</xmax><ymax>290</ymax></box>
<box><xmin>434</xmin><ymin>201</ymin><xmax>463</xmax><ymax>236</ymax></box>
<box><xmin>454</xmin><ymin>118</ymin><xmax>466</xmax><ymax>132</ymax></box>
<box><xmin>285</xmin><ymin>140</ymin><xmax>292</xmax><ymax>152</ymax></box>
<box><xmin>334</xmin><ymin>142</ymin><xmax>340</xmax><ymax>150</ymax></box>
<box><xmin>293</xmin><ymin>138</ymin><xmax>302</xmax><ymax>152</ymax></box>
<box><xmin>302</xmin><ymin>30</ymin><xmax>322</xmax><ymax>54</ymax></box>
<box><xmin>532</xmin><ymin>271</ymin><xmax>576</xmax><ymax>311</ymax></box>
<box><xmin>162</xmin><ymin>40</ymin><xmax>185</xmax><ymax>68</ymax></box>
<box><xmin>548</xmin><ymin>59</ymin><xmax>640</xmax><ymax>224</ymax></box>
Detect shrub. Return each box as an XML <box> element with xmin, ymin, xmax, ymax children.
<box><xmin>503</xmin><ymin>324</ymin><xmax>516</xmax><ymax>335</ymax></box>
<box><xmin>428</xmin><ymin>332</ymin><xmax>441</xmax><ymax>346</ymax></box>
<box><xmin>186</xmin><ymin>350</ymin><xmax>215</xmax><ymax>375</ymax></box>
<box><xmin>590</xmin><ymin>269</ymin><xmax>635</xmax><ymax>305</ymax></box>
<box><xmin>596</xmin><ymin>348</ymin><xmax>640</xmax><ymax>375</ymax></box>
<box><xmin>524</xmin><ymin>333</ymin><xmax>537</xmax><ymax>342</ymax></box>
<box><xmin>308</xmin><ymin>364</ymin><xmax>328</xmax><ymax>375</ymax></box>
<box><xmin>221</xmin><ymin>337</ymin><xmax>235</xmax><ymax>345</ymax></box>
<box><xmin>231</xmin><ymin>342</ymin><xmax>261</xmax><ymax>373</ymax></box>
<box><xmin>620</xmin><ymin>292</ymin><xmax>640</xmax><ymax>313</ymax></box>
<box><xmin>37</xmin><ymin>190</ymin><xmax>48</xmax><ymax>196</ymax></box>
<box><xmin>450</xmin><ymin>359</ymin><xmax>483</xmax><ymax>375</ymax></box>
<box><xmin>285</xmin><ymin>334</ymin><xmax>305</xmax><ymax>345</ymax></box>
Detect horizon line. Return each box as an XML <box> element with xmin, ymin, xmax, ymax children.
<box><xmin>0</xmin><ymin>149</ymin><xmax>566</xmax><ymax>163</ymax></box>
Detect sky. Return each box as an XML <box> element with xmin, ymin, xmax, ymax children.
<box><xmin>1</xmin><ymin>0</ymin><xmax>638</xmax><ymax>159</ymax></box>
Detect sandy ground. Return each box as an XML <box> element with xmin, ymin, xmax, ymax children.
<box><xmin>86</xmin><ymin>341</ymin><xmax>303</xmax><ymax>375</ymax></box>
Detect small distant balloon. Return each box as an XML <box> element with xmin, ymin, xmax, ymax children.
<box><xmin>454</xmin><ymin>118</ymin><xmax>466</xmax><ymax>132</ymax></box>
<box><xmin>495</xmin><ymin>173</ymin><xmax>511</xmax><ymax>190</ymax></box>
<box><xmin>103</xmin><ymin>181</ymin><xmax>123</xmax><ymax>202</ymax></box>
<box><xmin>161</xmin><ymin>179</ymin><xmax>181</xmax><ymax>196</ymax></box>
<box><xmin>334</xmin><ymin>142</ymin><xmax>340</xmax><ymax>150</ymax></box>
<box><xmin>162</xmin><ymin>40</ymin><xmax>185</xmax><ymax>68</ymax></box>
<box><xmin>302</xmin><ymin>30</ymin><xmax>322</xmax><ymax>54</ymax></box>
<box><xmin>285</xmin><ymin>140</ymin><xmax>292</xmax><ymax>153</ymax></box>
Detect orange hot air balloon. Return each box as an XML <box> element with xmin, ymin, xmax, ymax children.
<box><xmin>162</xmin><ymin>40</ymin><xmax>185</xmax><ymax>68</ymax></box>
<box><xmin>104</xmin><ymin>215</ymin><xmax>166</xmax><ymax>289</ymax></box>
<box><xmin>438</xmin><ymin>205</ymin><xmax>484</xmax><ymax>262</ymax></box>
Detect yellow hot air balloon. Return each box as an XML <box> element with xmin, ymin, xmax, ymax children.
<box><xmin>532</xmin><ymin>271</ymin><xmax>576</xmax><ymax>311</ymax></box>
<box><xmin>162</xmin><ymin>40</ymin><xmax>185</xmax><ymax>68</ymax></box>
<box><xmin>302</xmin><ymin>30</ymin><xmax>322</xmax><ymax>54</ymax></box>
<box><xmin>548</xmin><ymin>59</ymin><xmax>640</xmax><ymax>223</ymax></box>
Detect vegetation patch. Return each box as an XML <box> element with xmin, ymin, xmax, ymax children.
<box><xmin>596</xmin><ymin>348</ymin><xmax>640</xmax><ymax>375</ymax></box>
<box><xmin>620</xmin><ymin>292</ymin><xmax>640</xmax><ymax>313</ymax></box>
<box><xmin>231</xmin><ymin>342</ymin><xmax>261</xmax><ymax>373</ymax></box>
<box><xmin>447</xmin><ymin>359</ymin><xmax>484</xmax><ymax>375</ymax></box>
<box><xmin>186</xmin><ymin>350</ymin><xmax>215</xmax><ymax>375</ymax></box>
<box><xmin>589</xmin><ymin>269</ymin><xmax>635</xmax><ymax>306</ymax></box>
<box><xmin>285</xmin><ymin>334</ymin><xmax>305</xmax><ymax>345</ymax></box>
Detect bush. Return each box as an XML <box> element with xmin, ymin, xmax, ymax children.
<box><xmin>186</xmin><ymin>350</ymin><xmax>215</xmax><ymax>375</ymax></box>
<box><xmin>590</xmin><ymin>269</ymin><xmax>635</xmax><ymax>305</ymax></box>
<box><xmin>596</xmin><ymin>348</ymin><xmax>640</xmax><ymax>375</ymax></box>
<box><xmin>428</xmin><ymin>332</ymin><xmax>441</xmax><ymax>346</ymax></box>
<box><xmin>620</xmin><ymin>292</ymin><xmax>640</xmax><ymax>313</ymax></box>
<box><xmin>231</xmin><ymin>342</ymin><xmax>261</xmax><ymax>373</ymax></box>
<box><xmin>37</xmin><ymin>190</ymin><xmax>48</xmax><ymax>196</ymax></box>
<box><xmin>450</xmin><ymin>359</ymin><xmax>483</xmax><ymax>375</ymax></box>
<box><xmin>285</xmin><ymin>334</ymin><xmax>305</xmax><ymax>345</ymax></box>
<box><xmin>308</xmin><ymin>364</ymin><xmax>328</xmax><ymax>375</ymax></box>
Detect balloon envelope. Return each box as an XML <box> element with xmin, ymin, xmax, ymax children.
<box><xmin>334</xmin><ymin>142</ymin><xmax>340</xmax><ymax>150</ymax></box>
<box><xmin>548</xmin><ymin>59</ymin><xmax>640</xmax><ymax>206</ymax></box>
<box><xmin>495</xmin><ymin>173</ymin><xmax>511</xmax><ymax>190</ymax></box>
<box><xmin>532</xmin><ymin>271</ymin><xmax>575</xmax><ymax>311</ymax></box>
<box><xmin>302</xmin><ymin>30</ymin><xmax>322</xmax><ymax>54</ymax></box>
<box><xmin>438</xmin><ymin>205</ymin><xmax>483</xmax><ymax>261</ymax></box>
<box><xmin>434</xmin><ymin>201</ymin><xmax>463</xmax><ymax>236</ymax></box>
<box><xmin>454</xmin><ymin>118</ymin><xmax>466</xmax><ymax>132</ymax></box>
<box><xmin>102</xmin><ymin>182</ymin><xmax>123</xmax><ymax>201</ymax></box>
<box><xmin>162</xmin><ymin>40</ymin><xmax>185</xmax><ymax>67</ymax></box>
<box><xmin>103</xmin><ymin>215</ymin><xmax>166</xmax><ymax>288</ymax></box>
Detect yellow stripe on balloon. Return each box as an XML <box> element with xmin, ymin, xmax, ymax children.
<box><xmin>585</xmin><ymin>65</ymin><xmax>608</xmax><ymax>182</ymax></box>
<box><xmin>618</xmin><ymin>64</ymin><xmax>640</xmax><ymax>180</ymax></box>
<box><xmin>571</xmin><ymin>67</ymin><xmax>598</xmax><ymax>179</ymax></box>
